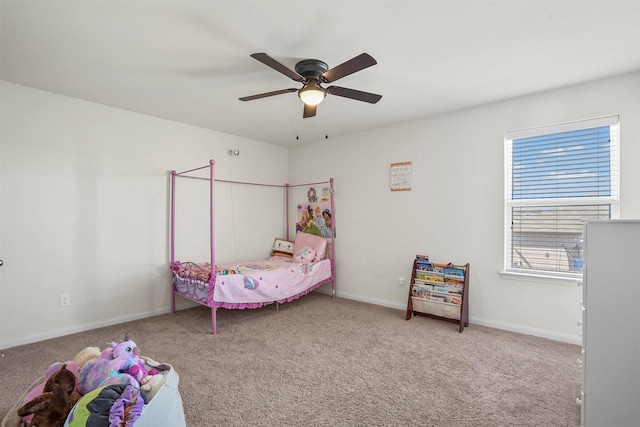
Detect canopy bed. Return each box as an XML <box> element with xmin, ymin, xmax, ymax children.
<box><xmin>169</xmin><ymin>160</ymin><xmax>335</xmax><ymax>334</ymax></box>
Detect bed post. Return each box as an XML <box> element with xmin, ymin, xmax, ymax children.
<box><xmin>171</xmin><ymin>170</ymin><xmax>177</xmax><ymax>264</ymax></box>
<box><xmin>285</xmin><ymin>183</ymin><xmax>290</xmax><ymax>241</ymax></box>
<box><xmin>210</xmin><ymin>160</ymin><xmax>215</xmax><ymax>275</ymax></box>
<box><xmin>209</xmin><ymin>159</ymin><xmax>217</xmax><ymax>334</ymax></box>
<box><xmin>330</xmin><ymin>177</ymin><xmax>336</xmax><ymax>297</ymax></box>
<box><xmin>170</xmin><ymin>170</ymin><xmax>177</xmax><ymax>313</ymax></box>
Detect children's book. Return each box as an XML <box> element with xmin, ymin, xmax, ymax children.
<box><xmin>411</xmin><ymin>284</ymin><xmax>429</xmax><ymax>299</ymax></box>
<box><xmin>444</xmin><ymin>266</ymin><xmax>465</xmax><ymax>277</ymax></box>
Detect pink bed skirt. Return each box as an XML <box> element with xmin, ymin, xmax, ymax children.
<box><xmin>171</xmin><ymin>258</ymin><xmax>333</xmax><ymax>310</ymax></box>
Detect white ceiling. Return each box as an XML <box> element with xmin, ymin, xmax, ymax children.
<box><xmin>2</xmin><ymin>1</ymin><xmax>639</xmax><ymax>147</ymax></box>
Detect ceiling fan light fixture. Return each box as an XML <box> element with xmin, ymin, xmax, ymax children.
<box><xmin>298</xmin><ymin>82</ymin><xmax>326</xmax><ymax>106</ymax></box>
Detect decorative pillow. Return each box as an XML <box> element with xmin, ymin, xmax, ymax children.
<box><xmin>293</xmin><ymin>231</ymin><xmax>327</xmax><ymax>262</ymax></box>
<box><xmin>293</xmin><ymin>246</ymin><xmax>316</xmax><ymax>263</ymax></box>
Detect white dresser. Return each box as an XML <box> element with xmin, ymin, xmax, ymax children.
<box><xmin>580</xmin><ymin>220</ymin><xmax>640</xmax><ymax>427</ymax></box>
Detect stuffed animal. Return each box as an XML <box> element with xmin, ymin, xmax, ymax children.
<box><xmin>17</xmin><ymin>364</ymin><xmax>81</xmax><ymax>427</ymax></box>
<box><xmin>140</xmin><ymin>374</ymin><xmax>165</xmax><ymax>401</ymax></box>
<box><xmin>19</xmin><ymin>361</ymin><xmax>82</xmax><ymax>426</ymax></box>
<box><xmin>126</xmin><ymin>357</ymin><xmax>159</xmax><ymax>384</ymax></box>
<box><xmin>137</xmin><ymin>358</ymin><xmax>172</xmax><ymax>400</ymax></box>
<box><xmin>72</xmin><ymin>346</ymin><xmax>101</xmax><ymax>368</ymax></box>
<box><xmin>78</xmin><ymin>333</ymin><xmax>143</xmax><ymax>394</ymax></box>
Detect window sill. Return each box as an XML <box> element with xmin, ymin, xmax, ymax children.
<box><xmin>500</xmin><ymin>270</ymin><xmax>582</xmax><ymax>286</ymax></box>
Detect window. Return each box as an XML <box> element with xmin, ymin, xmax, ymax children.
<box><xmin>503</xmin><ymin>115</ymin><xmax>619</xmax><ymax>283</ymax></box>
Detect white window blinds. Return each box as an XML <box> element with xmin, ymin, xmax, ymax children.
<box><xmin>504</xmin><ymin>115</ymin><xmax>619</xmax><ymax>278</ymax></box>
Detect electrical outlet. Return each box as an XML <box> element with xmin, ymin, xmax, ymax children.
<box><xmin>398</xmin><ymin>276</ymin><xmax>405</xmax><ymax>286</ymax></box>
<box><xmin>59</xmin><ymin>293</ymin><xmax>71</xmax><ymax>307</ymax></box>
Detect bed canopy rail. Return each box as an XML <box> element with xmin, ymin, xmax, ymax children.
<box><xmin>169</xmin><ymin>159</ymin><xmax>335</xmax><ymax>333</ymax></box>
<box><xmin>171</xmin><ymin>160</ymin><xmax>335</xmax><ymax>267</ymax></box>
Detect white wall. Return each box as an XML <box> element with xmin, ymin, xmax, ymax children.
<box><xmin>0</xmin><ymin>82</ymin><xmax>288</xmax><ymax>349</ymax></box>
<box><xmin>289</xmin><ymin>72</ymin><xmax>640</xmax><ymax>344</ymax></box>
<box><xmin>2</xmin><ymin>73</ymin><xmax>638</xmax><ymax>349</ymax></box>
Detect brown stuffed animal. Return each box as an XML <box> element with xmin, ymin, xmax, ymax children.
<box><xmin>17</xmin><ymin>364</ymin><xmax>81</xmax><ymax>427</ymax></box>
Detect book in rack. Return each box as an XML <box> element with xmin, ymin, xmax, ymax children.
<box><xmin>405</xmin><ymin>255</ymin><xmax>469</xmax><ymax>333</ymax></box>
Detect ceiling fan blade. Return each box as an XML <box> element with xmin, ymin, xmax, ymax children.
<box><xmin>250</xmin><ymin>53</ymin><xmax>304</xmax><ymax>82</ymax></box>
<box><xmin>327</xmin><ymin>86</ymin><xmax>382</xmax><ymax>104</ymax></box>
<box><xmin>239</xmin><ymin>88</ymin><xmax>297</xmax><ymax>102</ymax></box>
<box><xmin>321</xmin><ymin>53</ymin><xmax>377</xmax><ymax>83</ymax></box>
<box><xmin>303</xmin><ymin>103</ymin><xmax>317</xmax><ymax>118</ymax></box>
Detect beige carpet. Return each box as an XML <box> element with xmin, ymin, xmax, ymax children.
<box><xmin>1</xmin><ymin>293</ymin><xmax>581</xmax><ymax>426</ymax></box>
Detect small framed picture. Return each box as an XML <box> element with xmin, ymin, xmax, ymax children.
<box><xmin>390</xmin><ymin>162</ymin><xmax>412</xmax><ymax>191</ymax></box>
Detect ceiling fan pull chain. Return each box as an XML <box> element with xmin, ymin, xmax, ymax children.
<box><xmin>325</xmin><ymin>98</ymin><xmax>329</xmax><ymax>139</ymax></box>
<box><xmin>295</xmin><ymin>95</ymin><xmax>300</xmax><ymax>140</ymax></box>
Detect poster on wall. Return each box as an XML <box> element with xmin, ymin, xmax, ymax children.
<box><xmin>296</xmin><ymin>186</ymin><xmax>334</xmax><ymax>238</ymax></box>
<box><xmin>390</xmin><ymin>162</ymin><xmax>412</xmax><ymax>191</ymax></box>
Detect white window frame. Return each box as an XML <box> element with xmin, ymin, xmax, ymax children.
<box><xmin>501</xmin><ymin>115</ymin><xmax>620</xmax><ymax>285</ymax></box>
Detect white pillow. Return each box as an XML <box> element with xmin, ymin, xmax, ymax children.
<box><xmin>293</xmin><ymin>246</ymin><xmax>316</xmax><ymax>263</ymax></box>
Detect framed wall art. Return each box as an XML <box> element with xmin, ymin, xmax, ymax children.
<box><xmin>390</xmin><ymin>162</ymin><xmax>412</xmax><ymax>191</ymax></box>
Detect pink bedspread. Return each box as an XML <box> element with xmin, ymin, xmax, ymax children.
<box><xmin>171</xmin><ymin>256</ymin><xmax>332</xmax><ymax>306</ymax></box>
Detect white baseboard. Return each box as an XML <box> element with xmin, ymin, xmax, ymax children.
<box><xmin>327</xmin><ymin>290</ymin><xmax>406</xmax><ymax>310</ymax></box>
<box><xmin>0</xmin><ymin>305</ymin><xmax>188</xmax><ymax>351</ymax></box>
<box><xmin>330</xmin><ymin>290</ymin><xmax>582</xmax><ymax>346</ymax></box>
<box><xmin>468</xmin><ymin>316</ymin><xmax>581</xmax><ymax>345</ymax></box>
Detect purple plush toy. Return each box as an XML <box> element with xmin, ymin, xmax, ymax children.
<box><xmin>78</xmin><ymin>333</ymin><xmax>143</xmax><ymax>395</ymax></box>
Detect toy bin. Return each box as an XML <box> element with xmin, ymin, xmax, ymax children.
<box><xmin>2</xmin><ymin>358</ymin><xmax>185</xmax><ymax>427</ymax></box>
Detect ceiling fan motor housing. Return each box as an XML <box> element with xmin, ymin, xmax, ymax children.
<box><xmin>295</xmin><ymin>59</ymin><xmax>329</xmax><ymax>81</ymax></box>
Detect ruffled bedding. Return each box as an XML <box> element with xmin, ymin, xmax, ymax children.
<box><xmin>171</xmin><ymin>256</ymin><xmax>332</xmax><ymax>309</ymax></box>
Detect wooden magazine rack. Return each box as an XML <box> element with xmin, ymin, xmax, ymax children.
<box><xmin>405</xmin><ymin>255</ymin><xmax>470</xmax><ymax>333</ymax></box>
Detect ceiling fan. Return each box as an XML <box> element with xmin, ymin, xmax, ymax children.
<box><xmin>239</xmin><ymin>52</ymin><xmax>382</xmax><ymax>118</ymax></box>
